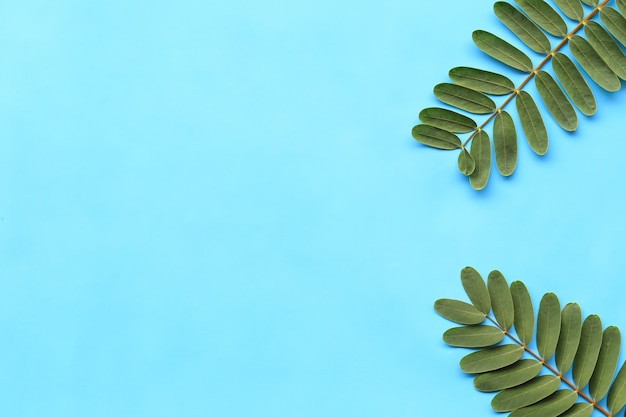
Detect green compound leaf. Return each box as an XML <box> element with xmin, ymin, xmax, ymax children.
<box><xmin>472</xmin><ymin>30</ymin><xmax>533</xmax><ymax>72</ymax></box>
<box><xmin>434</xmin><ymin>83</ymin><xmax>496</xmax><ymax>114</ymax></box>
<box><xmin>493</xmin><ymin>110</ymin><xmax>517</xmax><ymax>176</ymax></box>
<box><xmin>510</xmin><ymin>281</ymin><xmax>534</xmax><ymax>345</ymax></box>
<box><xmin>584</xmin><ymin>20</ymin><xmax>626</xmax><ymax>80</ymax></box>
<box><xmin>589</xmin><ymin>326</ymin><xmax>621</xmax><ymax>401</ymax></box>
<box><xmin>457</xmin><ymin>148</ymin><xmax>476</xmax><ymax>176</ymax></box>
<box><xmin>410</xmin><ymin>0</ymin><xmax>626</xmax><ymax>189</ymax></box>
<box><xmin>553</xmin><ymin>0</ymin><xmax>583</xmax><ymax>21</ymax></box>
<box><xmin>448</xmin><ymin>66</ymin><xmax>515</xmax><ymax>95</ymax></box>
<box><xmin>494</xmin><ymin>2</ymin><xmax>551</xmax><ymax>53</ymax></box>
<box><xmin>551</xmin><ymin>52</ymin><xmax>596</xmax><ymax>116</ymax></box>
<box><xmin>536</xmin><ymin>292</ymin><xmax>561</xmax><ymax>360</ymax></box>
<box><xmin>555</xmin><ymin>302</ymin><xmax>582</xmax><ymax>374</ymax></box>
<box><xmin>434</xmin><ymin>298</ymin><xmax>486</xmax><ymax>325</ymax></box>
<box><xmin>513</xmin><ymin>0</ymin><xmax>568</xmax><ymax>37</ymax></box>
<box><xmin>412</xmin><ymin>124</ymin><xmax>461</xmax><ymax>150</ymax></box>
<box><xmin>600</xmin><ymin>7</ymin><xmax>626</xmax><ymax>47</ymax></box>
<box><xmin>460</xmin><ymin>344</ymin><xmax>524</xmax><ymax>373</ymax></box>
<box><xmin>569</xmin><ymin>34</ymin><xmax>621</xmax><ymax>92</ymax></box>
<box><xmin>534</xmin><ymin>70</ymin><xmax>577</xmax><ymax>131</ymax></box>
<box><xmin>607</xmin><ymin>360</ymin><xmax>626</xmax><ymax>415</ymax></box>
<box><xmin>491</xmin><ymin>375</ymin><xmax>560</xmax><ymax>412</ymax></box>
<box><xmin>436</xmin><ymin>268</ymin><xmax>626</xmax><ymax>417</ymax></box>
<box><xmin>508</xmin><ymin>390</ymin><xmax>578</xmax><ymax>417</ymax></box>
<box><xmin>488</xmin><ymin>270</ymin><xmax>514</xmax><ymax>330</ymax></box>
<box><xmin>515</xmin><ymin>91</ymin><xmax>548</xmax><ymax>155</ymax></box>
<box><xmin>419</xmin><ymin>107</ymin><xmax>477</xmax><ymax>133</ymax></box>
<box><xmin>573</xmin><ymin>314</ymin><xmax>603</xmax><ymax>389</ymax></box>
<box><xmin>461</xmin><ymin>266</ymin><xmax>491</xmax><ymax>313</ymax></box>
<box><xmin>474</xmin><ymin>359</ymin><xmax>542</xmax><ymax>392</ymax></box>
<box><xmin>468</xmin><ymin>130</ymin><xmax>491</xmax><ymax>190</ymax></box>
<box><xmin>443</xmin><ymin>325</ymin><xmax>505</xmax><ymax>348</ymax></box>
<box><xmin>559</xmin><ymin>403</ymin><xmax>593</xmax><ymax>417</ymax></box>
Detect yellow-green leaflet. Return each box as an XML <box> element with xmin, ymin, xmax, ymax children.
<box><xmin>474</xmin><ymin>360</ymin><xmax>542</xmax><ymax>392</ymax></box>
<box><xmin>493</xmin><ymin>110</ymin><xmax>517</xmax><ymax>177</ymax></box>
<box><xmin>419</xmin><ymin>107</ymin><xmax>477</xmax><ymax>133</ymax></box>
<box><xmin>581</xmin><ymin>0</ymin><xmax>598</xmax><ymax>6</ymax></box>
<box><xmin>460</xmin><ymin>344</ymin><xmax>523</xmax><ymax>373</ymax></box>
<box><xmin>472</xmin><ymin>30</ymin><xmax>533</xmax><ymax>72</ymax></box>
<box><xmin>411</xmin><ymin>124</ymin><xmax>461</xmax><ymax>150</ymax></box>
<box><xmin>513</xmin><ymin>0</ymin><xmax>568</xmax><ymax>37</ymax></box>
<box><xmin>457</xmin><ymin>148</ymin><xmax>475</xmax><ymax>176</ymax></box>
<box><xmin>607</xmin><ymin>360</ymin><xmax>626</xmax><ymax>415</ymax></box>
<box><xmin>573</xmin><ymin>314</ymin><xmax>603</xmax><ymax>389</ymax></box>
<box><xmin>555</xmin><ymin>303</ymin><xmax>582</xmax><ymax>374</ymax></box>
<box><xmin>589</xmin><ymin>326</ymin><xmax>621</xmax><ymax>401</ymax></box>
<box><xmin>534</xmin><ymin>70</ymin><xmax>577</xmax><ymax>132</ymax></box>
<box><xmin>619</xmin><ymin>0</ymin><xmax>626</xmax><ymax>15</ymax></box>
<box><xmin>494</xmin><ymin>1</ymin><xmax>551</xmax><ymax>53</ymax></box>
<box><xmin>569</xmin><ymin>35</ymin><xmax>621</xmax><ymax>92</ymax></box>
<box><xmin>491</xmin><ymin>375</ymin><xmax>560</xmax><ymax>412</ymax></box>
<box><xmin>468</xmin><ymin>130</ymin><xmax>491</xmax><ymax>190</ymax></box>
<box><xmin>552</xmin><ymin>0</ymin><xmax>583</xmax><ymax>21</ymax></box>
<box><xmin>551</xmin><ymin>52</ymin><xmax>596</xmax><ymax>116</ymax></box>
<box><xmin>584</xmin><ymin>21</ymin><xmax>626</xmax><ymax>80</ymax></box>
<box><xmin>434</xmin><ymin>298</ymin><xmax>485</xmax><ymax>325</ymax></box>
<box><xmin>599</xmin><ymin>7</ymin><xmax>626</xmax><ymax>47</ymax></box>
<box><xmin>433</xmin><ymin>83</ymin><xmax>496</xmax><ymax>114</ymax></box>
<box><xmin>488</xmin><ymin>270</ymin><xmax>514</xmax><ymax>330</ymax></box>
<box><xmin>510</xmin><ymin>281</ymin><xmax>534</xmax><ymax>345</ymax></box>
<box><xmin>515</xmin><ymin>91</ymin><xmax>548</xmax><ymax>155</ymax></box>
<box><xmin>448</xmin><ymin>66</ymin><xmax>515</xmax><ymax>95</ymax></box>
<box><xmin>508</xmin><ymin>390</ymin><xmax>578</xmax><ymax>417</ymax></box>
<box><xmin>443</xmin><ymin>325</ymin><xmax>504</xmax><ymax>348</ymax></box>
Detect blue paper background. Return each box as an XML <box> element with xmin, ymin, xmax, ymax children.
<box><xmin>1</xmin><ymin>0</ymin><xmax>625</xmax><ymax>416</ymax></box>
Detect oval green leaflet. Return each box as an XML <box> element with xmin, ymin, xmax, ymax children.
<box><xmin>472</xmin><ymin>30</ymin><xmax>533</xmax><ymax>72</ymax></box>
<box><xmin>493</xmin><ymin>110</ymin><xmax>517</xmax><ymax>177</ymax></box>
<box><xmin>434</xmin><ymin>83</ymin><xmax>496</xmax><ymax>114</ymax></box>
<box><xmin>491</xmin><ymin>375</ymin><xmax>560</xmax><ymax>412</ymax></box>
<box><xmin>536</xmin><ymin>292</ymin><xmax>561</xmax><ymax>360</ymax></box>
<box><xmin>434</xmin><ymin>298</ymin><xmax>486</xmax><ymax>325</ymax></box>
<box><xmin>411</xmin><ymin>124</ymin><xmax>461</xmax><ymax>150</ymax></box>
<box><xmin>460</xmin><ymin>344</ymin><xmax>524</xmax><ymax>373</ymax></box>
<box><xmin>474</xmin><ymin>359</ymin><xmax>542</xmax><ymax>392</ymax></box>
<box><xmin>494</xmin><ymin>1</ymin><xmax>551</xmax><ymax>54</ymax></box>
<box><xmin>419</xmin><ymin>107</ymin><xmax>477</xmax><ymax>133</ymax></box>
<box><xmin>448</xmin><ymin>66</ymin><xmax>515</xmax><ymax>95</ymax></box>
<box><xmin>599</xmin><ymin>7</ymin><xmax>626</xmax><ymax>47</ymax></box>
<box><xmin>555</xmin><ymin>302</ymin><xmax>582</xmax><ymax>375</ymax></box>
<box><xmin>513</xmin><ymin>0</ymin><xmax>568</xmax><ymax>37</ymax></box>
<box><xmin>443</xmin><ymin>325</ymin><xmax>505</xmax><ymax>348</ymax></box>
<box><xmin>534</xmin><ymin>70</ymin><xmax>577</xmax><ymax>132</ymax></box>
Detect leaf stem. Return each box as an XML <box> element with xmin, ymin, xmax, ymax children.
<box><xmin>486</xmin><ymin>316</ymin><xmax>612</xmax><ymax>417</ymax></box>
<box><xmin>461</xmin><ymin>0</ymin><xmax>612</xmax><ymax>149</ymax></box>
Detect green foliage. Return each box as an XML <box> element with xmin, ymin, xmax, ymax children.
<box><xmin>412</xmin><ymin>0</ymin><xmax>626</xmax><ymax>189</ymax></box>
<box><xmin>435</xmin><ymin>267</ymin><xmax>626</xmax><ymax>417</ymax></box>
